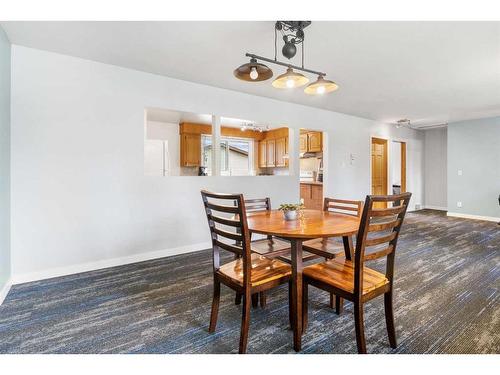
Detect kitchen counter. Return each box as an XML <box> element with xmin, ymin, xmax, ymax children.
<box><xmin>300</xmin><ymin>181</ymin><xmax>323</xmax><ymax>186</ymax></box>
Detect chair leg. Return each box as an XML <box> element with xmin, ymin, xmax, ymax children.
<box><xmin>235</xmin><ymin>292</ymin><xmax>242</xmax><ymax>305</ymax></box>
<box><xmin>251</xmin><ymin>293</ymin><xmax>259</xmax><ymax>308</ymax></box>
<box><xmin>259</xmin><ymin>292</ymin><xmax>267</xmax><ymax>308</ymax></box>
<box><xmin>384</xmin><ymin>290</ymin><xmax>397</xmax><ymax>348</ymax></box>
<box><xmin>354</xmin><ymin>301</ymin><xmax>366</xmax><ymax>354</ymax></box>
<box><xmin>302</xmin><ymin>281</ymin><xmax>309</xmax><ymax>332</ymax></box>
<box><xmin>209</xmin><ymin>279</ymin><xmax>221</xmax><ymax>333</ymax></box>
<box><xmin>239</xmin><ymin>293</ymin><xmax>251</xmax><ymax>354</ymax></box>
<box><xmin>335</xmin><ymin>296</ymin><xmax>344</xmax><ymax>315</ymax></box>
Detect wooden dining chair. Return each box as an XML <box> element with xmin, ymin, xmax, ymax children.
<box><xmin>302</xmin><ymin>192</ymin><xmax>412</xmax><ymax>353</ymax></box>
<box><xmin>302</xmin><ymin>198</ymin><xmax>363</xmax><ymax>311</ymax></box>
<box><xmin>201</xmin><ymin>190</ymin><xmax>292</xmax><ymax>354</ymax></box>
<box><xmin>235</xmin><ymin>198</ymin><xmax>291</xmax><ymax>308</ymax></box>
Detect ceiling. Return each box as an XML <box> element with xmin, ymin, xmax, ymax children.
<box><xmin>3</xmin><ymin>21</ymin><xmax>500</xmax><ymax>127</ymax></box>
<box><xmin>146</xmin><ymin>107</ymin><xmax>280</xmax><ymax>129</ymax></box>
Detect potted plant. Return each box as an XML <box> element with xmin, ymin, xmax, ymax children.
<box><xmin>278</xmin><ymin>203</ymin><xmax>304</xmax><ymax>221</ymax></box>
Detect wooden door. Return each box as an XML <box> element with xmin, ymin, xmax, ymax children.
<box><xmin>299</xmin><ymin>133</ymin><xmax>308</xmax><ymax>153</ymax></box>
<box><xmin>258</xmin><ymin>141</ymin><xmax>267</xmax><ymax>168</ymax></box>
<box><xmin>180</xmin><ymin>133</ymin><xmax>201</xmax><ymax>167</ymax></box>
<box><xmin>307</xmin><ymin>132</ymin><xmax>322</xmax><ymax>152</ymax></box>
<box><xmin>275</xmin><ymin>137</ymin><xmax>286</xmax><ymax>167</ymax></box>
<box><xmin>371</xmin><ymin>137</ymin><xmax>388</xmax><ymax>208</ymax></box>
<box><xmin>266</xmin><ymin>139</ymin><xmax>276</xmax><ymax>167</ymax></box>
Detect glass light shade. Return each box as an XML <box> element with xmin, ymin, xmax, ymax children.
<box><xmin>272</xmin><ymin>67</ymin><xmax>309</xmax><ymax>89</ymax></box>
<box><xmin>234</xmin><ymin>59</ymin><xmax>273</xmax><ymax>82</ymax></box>
<box><xmin>304</xmin><ymin>75</ymin><xmax>339</xmax><ymax>95</ymax></box>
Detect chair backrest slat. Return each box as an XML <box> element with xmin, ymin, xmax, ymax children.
<box><xmin>354</xmin><ymin>192</ymin><xmax>412</xmax><ymax>295</ymax></box>
<box><xmin>324</xmin><ymin>198</ymin><xmax>363</xmax><ymax>218</ymax></box>
<box><xmin>201</xmin><ymin>190</ymin><xmax>252</xmax><ymax>287</ymax></box>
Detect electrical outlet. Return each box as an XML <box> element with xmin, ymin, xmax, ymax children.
<box><xmin>457</xmin><ymin>201</ymin><xmax>462</xmax><ymax>208</ymax></box>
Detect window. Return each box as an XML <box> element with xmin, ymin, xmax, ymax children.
<box><xmin>201</xmin><ymin>135</ymin><xmax>255</xmax><ymax>176</ymax></box>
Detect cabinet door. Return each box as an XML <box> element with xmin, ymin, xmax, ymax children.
<box><xmin>311</xmin><ymin>185</ymin><xmax>323</xmax><ymax>210</ymax></box>
<box><xmin>266</xmin><ymin>139</ymin><xmax>276</xmax><ymax>167</ymax></box>
<box><xmin>275</xmin><ymin>137</ymin><xmax>286</xmax><ymax>167</ymax></box>
<box><xmin>308</xmin><ymin>132</ymin><xmax>322</xmax><ymax>152</ymax></box>
<box><xmin>258</xmin><ymin>141</ymin><xmax>267</xmax><ymax>168</ymax></box>
<box><xmin>300</xmin><ymin>184</ymin><xmax>311</xmax><ymax>207</ymax></box>
<box><xmin>181</xmin><ymin>133</ymin><xmax>201</xmax><ymax>166</ymax></box>
<box><xmin>299</xmin><ymin>133</ymin><xmax>308</xmax><ymax>153</ymax></box>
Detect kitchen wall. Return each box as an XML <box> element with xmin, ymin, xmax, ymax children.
<box><xmin>448</xmin><ymin>117</ymin><xmax>500</xmax><ymax>220</ymax></box>
<box><xmin>10</xmin><ymin>45</ymin><xmax>425</xmax><ymax>282</ymax></box>
<box><xmin>424</xmin><ymin>127</ymin><xmax>447</xmax><ymax>210</ymax></box>
<box><xmin>0</xmin><ymin>26</ymin><xmax>11</xmax><ymax>301</ymax></box>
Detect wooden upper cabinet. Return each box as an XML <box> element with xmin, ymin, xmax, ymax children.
<box><xmin>258</xmin><ymin>140</ymin><xmax>267</xmax><ymax>168</ymax></box>
<box><xmin>180</xmin><ymin>133</ymin><xmax>201</xmax><ymax>167</ymax></box>
<box><xmin>307</xmin><ymin>132</ymin><xmax>322</xmax><ymax>152</ymax></box>
<box><xmin>299</xmin><ymin>133</ymin><xmax>308</xmax><ymax>153</ymax></box>
<box><xmin>275</xmin><ymin>137</ymin><xmax>287</xmax><ymax>167</ymax></box>
<box><xmin>266</xmin><ymin>139</ymin><xmax>276</xmax><ymax>167</ymax></box>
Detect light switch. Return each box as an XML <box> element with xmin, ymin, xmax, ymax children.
<box><xmin>458</xmin><ymin>170</ymin><xmax>463</xmax><ymax>176</ymax></box>
<box><xmin>457</xmin><ymin>201</ymin><xmax>462</xmax><ymax>208</ymax></box>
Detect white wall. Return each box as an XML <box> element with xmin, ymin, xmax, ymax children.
<box><xmin>447</xmin><ymin>117</ymin><xmax>500</xmax><ymax>219</ymax></box>
<box><xmin>424</xmin><ymin>127</ymin><xmax>447</xmax><ymax>210</ymax></box>
<box><xmin>10</xmin><ymin>46</ymin><xmax>425</xmax><ymax>282</ymax></box>
<box><xmin>0</xmin><ymin>26</ymin><xmax>11</xmax><ymax>301</ymax></box>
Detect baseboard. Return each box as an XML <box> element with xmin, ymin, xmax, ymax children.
<box><xmin>11</xmin><ymin>241</ymin><xmax>212</xmax><ymax>285</ymax></box>
<box><xmin>447</xmin><ymin>211</ymin><xmax>500</xmax><ymax>223</ymax></box>
<box><xmin>0</xmin><ymin>278</ymin><xmax>12</xmax><ymax>305</ymax></box>
<box><xmin>424</xmin><ymin>205</ymin><xmax>448</xmax><ymax>211</ymax></box>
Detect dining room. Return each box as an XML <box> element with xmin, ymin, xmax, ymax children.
<box><xmin>0</xmin><ymin>5</ymin><xmax>499</xmax><ymax>372</ymax></box>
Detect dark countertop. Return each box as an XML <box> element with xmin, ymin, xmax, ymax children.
<box><xmin>299</xmin><ymin>181</ymin><xmax>323</xmax><ymax>186</ymax></box>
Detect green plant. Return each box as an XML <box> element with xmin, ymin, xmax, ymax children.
<box><xmin>278</xmin><ymin>203</ymin><xmax>304</xmax><ymax>211</ymax></box>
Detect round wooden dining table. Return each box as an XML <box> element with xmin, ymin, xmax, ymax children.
<box><xmin>246</xmin><ymin>209</ymin><xmax>360</xmax><ymax>352</ymax></box>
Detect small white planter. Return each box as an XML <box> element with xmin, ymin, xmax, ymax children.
<box><xmin>283</xmin><ymin>210</ymin><xmax>298</xmax><ymax>221</ymax></box>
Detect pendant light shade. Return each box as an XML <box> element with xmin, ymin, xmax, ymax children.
<box><xmin>304</xmin><ymin>75</ymin><xmax>339</xmax><ymax>95</ymax></box>
<box><xmin>272</xmin><ymin>67</ymin><xmax>309</xmax><ymax>89</ymax></box>
<box><xmin>233</xmin><ymin>58</ymin><xmax>273</xmax><ymax>82</ymax></box>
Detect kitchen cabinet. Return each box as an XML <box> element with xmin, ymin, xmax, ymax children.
<box><xmin>180</xmin><ymin>133</ymin><xmax>201</xmax><ymax>167</ymax></box>
<box><xmin>307</xmin><ymin>132</ymin><xmax>322</xmax><ymax>152</ymax></box>
<box><xmin>258</xmin><ymin>140</ymin><xmax>267</xmax><ymax>168</ymax></box>
<box><xmin>266</xmin><ymin>139</ymin><xmax>276</xmax><ymax>167</ymax></box>
<box><xmin>300</xmin><ymin>131</ymin><xmax>323</xmax><ymax>153</ymax></box>
<box><xmin>275</xmin><ymin>137</ymin><xmax>288</xmax><ymax>167</ymax></box>
<box><xmin>299</xmin><ymin>133</ymin><xmax>308</xmax><ymax>153</ymax></box>
<box><xmin>300</xmin><ymin>182</ymin><xmax>323</xmax><ymax>210</ymax></box>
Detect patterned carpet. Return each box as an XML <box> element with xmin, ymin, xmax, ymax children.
<box><xmin>0</xmin><ymin>210</ymin><xmax>498</xmax><ymax>354</ymax></box>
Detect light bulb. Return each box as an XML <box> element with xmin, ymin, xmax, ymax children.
<box><xmin>286</xmin><ymin>79</ymin><xmax>295</xmax><ymax>88</ymax></box>
<box><xmin>316</xmin><ymin>85</ymin><xmax>326</xmax><ymax>94</ymax></box>
<box><xmin>249</xmin><ymin>67</ymin><xmax>259</xmax><ymax>80</ymax></box>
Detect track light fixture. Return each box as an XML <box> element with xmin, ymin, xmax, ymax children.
<box><xmin>233</xmin><ymin>21</ymin><xmax>338</xmax><ymax>95</ymax></box>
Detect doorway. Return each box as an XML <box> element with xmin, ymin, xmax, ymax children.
<box><xmin>371</xmin><ymin>137</ymin><xmax>388</xmax><ymax>208</ymax></box>
<box><xmin>391</xmin><ymin>141</ymin><xmax>407</xmax><ymax>195</ymax></box>
<box><xmin>299</xmin><ymin>129</ymin><xmax>324</xmax><ymax>210</ymax></box>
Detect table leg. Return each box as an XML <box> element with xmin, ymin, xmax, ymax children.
<box><xmin>342</xmin><ymin>235</ymin><xmax>354</xmax><ymax>260</ymax></box>
<box><xmin>290</xmin><ymin>239</ymin><xmax>303</xmax><ymax>352</ymax></box>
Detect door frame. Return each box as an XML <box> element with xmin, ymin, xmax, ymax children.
<box><xmin>369</xmin><ymin>135</ymin><xmax>409</xmax><ymax>196</ymax></box>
